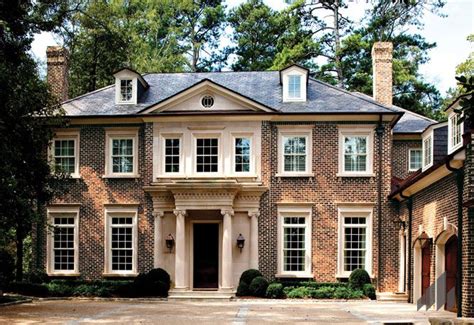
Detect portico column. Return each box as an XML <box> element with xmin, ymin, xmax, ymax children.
<box><xmin>248</xmin><ymin>210</ymin><xmax>259</xmax><ymax>270</ymax></box>
<box><xmin>153</xmin><ymin>211</ymin><xmax>164</xmax><ymax>269</ymax></box>
<box><xmin>221</xmin><ymin>209</ymin><xmax>234</xmax><ymax>291</ymax></box>
<box><xmin>173</xmin><ymin>209</ymin><xmax>187</xmax><ymax>290</ymax></box>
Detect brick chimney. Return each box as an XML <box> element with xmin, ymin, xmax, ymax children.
<box><xmin>371</xmin><ymin>42</ymin><xmax>393</xmax><ymax>107</ymax></box>
<box><xmin>46</xmin><ymin>46</ymin><xmax>69</xmax><ymax>102</ymax></box>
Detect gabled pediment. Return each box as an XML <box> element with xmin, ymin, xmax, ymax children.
<box><xmin>139</xmin><ymin>79</ymin><xmax>274</xmax><ymax>114</ymax></box>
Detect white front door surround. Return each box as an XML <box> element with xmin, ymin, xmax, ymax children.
<box><xmin>146</xmin><ymin>181</ymin><xmax>266</xmax><ymax>292</ymax></box>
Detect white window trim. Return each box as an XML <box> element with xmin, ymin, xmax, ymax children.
<box><xmin>276</xmin><ymin>204</ymin><xmax>312</xmax><ymax>278</ymax></box>
<box><xmin>408</xmin><ymin>148</ymin><xmax>423</xmax><ymax>172</ymax></box>
<box><xmin>337</xmin><ymin>126</ymin><xmax>374</xmax><ymax>177</ymax></box>
<box><xmin>282</xmin><ymin>67</ymin><xmax>307</xmax><ymax>102</ymax></box>
<box><xmin>115</xmin><ymin>78</ymin><xmax>137</xmax><ymax>105</ymax></box>
<box><xmin>46</xmin><ymin>205</ymin><xmax>80</xmax><ymax>276</ymax></box>
<box><xmin>104</xmin><ymin>205</ymin><xmax>138</xmax><ymax>276</ymax></box>
<box><xmin>448</xmin><ymin>111</ymin><xmax>463</xmax><ymax>154</ymax></box>
<box><xmin>192</xmin><ymin>132</ymin><xmax>223</xmax><ymax>177</ymax></box>
<box><xmin>422</xmin><ymin>132</ymin><xmax>433</xmax><ymax>171</ymax></box>
<box><xmin>276</xmin><ymin>126</ymin><xmax>313</xmax><ymax>177</ymax></box>
<box><xmin>336</xmin><ymin>206</ymin><xmax>373</xmax><ymax>278</ymax></box>
<box><xmin>104</xmin><ymin>128</ymin><xmax>139</xmax><ymax>178</ymax></box>
<box><xmin>231</xmin><ymin>133</ymin><xmax>254</xmax><ymax>176</ymax></box>
<box><xmin>160</xmin><ymin>133</ymin><xmax>184</xmax><ymax>176</ymax></box>
<box><xmin>49</xmin><ymin>131</ymin><xmax>80</xmax><ymax>178</ymax></box>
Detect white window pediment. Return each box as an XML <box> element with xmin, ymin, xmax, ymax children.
<box><xmin>114</xmin><ymin>70</ymin><xmax>138</xmax><ymax>105</ymax></box>
<box><xmin>280</xmin><ymin>65</ymin><xmax>308</xmax><ymax>102</ymax></box>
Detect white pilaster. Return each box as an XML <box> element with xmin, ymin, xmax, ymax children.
<box><xmin>248</xmin><ymin>210</ymin><xmax>259</xmax><ymax>270</ymax></box>
<box><xmin>221</xmin><ymin>209</ymin><xmax>234</xmax><ymax>291</ymax></box>
<box><xmin>153</xmin><ymin>210</ymin><xmax>165</xmax><ymax>269</ymax></box>
<box><xmin>174</xmin><ymin>209</ymin><xmax>187</xmax><ymax>290</ymax></box>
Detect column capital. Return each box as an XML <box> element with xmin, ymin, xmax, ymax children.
<box><xmin>221</xmin><ymin>209</ymin><xmax>234</xmax><ymax>217</ymax></box>
<box><xmin>173</xmin><ymin>209</ymin><xmax>187</xmax><ymax>218</ymax></box>
<box><xmin>248</xmin><ymin>210</ymin><xmax>260</xmax><ymax>219</ymax></box>
<box><xmin>152</xmin><ymin>210</ymin><xmax>165</xmax><ymax>218</ymax></box>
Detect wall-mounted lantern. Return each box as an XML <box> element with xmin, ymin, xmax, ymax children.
<box><xmin>236</xmin><ymin>233</ymin><xmax>245</xmax><ymax>252</ymax></box>
<box><xmin>416</xmin><ymin>232</ymin><xmax>432</xmax><ymax>248</ymax></box>
<box><xmin>392</xmin><ymin>218</ymin><xmax>406</xmax><ymax>230</ymax></box>
<box><xmin>165</xmin><ymin>234</ymin><xmax>175</xmax><ymax>253</ymax></box>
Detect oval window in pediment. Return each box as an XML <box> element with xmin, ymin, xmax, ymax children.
<box><xmin>201</xmin><ymin>95</ymin><xmax>214</xmax><ymax>108</ymax></box>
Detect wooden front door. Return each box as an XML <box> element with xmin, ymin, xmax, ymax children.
<box><xmin>445</xmin><ymin>236</ymin><xmax>458</xmax><ymax>312</ymax></box>
<box><xmin>421</xmin><ymin>243</ymin><xmax>431</xmax><ymax>297</ymax></box>
<box><xmin>193</xmin><ymin>223</ymin><xmax>219</xmax><ymax>289</ymax></box>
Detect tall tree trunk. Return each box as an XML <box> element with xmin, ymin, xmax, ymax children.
<box><xmin>333</xmin><ymin>0</ymin><xmax>343</xmax><ymax>87</ymax></box>
<box><xmin>16</xmin><ymin>230</ymin><xmax>24</xmax><ymax>281</ymax></box>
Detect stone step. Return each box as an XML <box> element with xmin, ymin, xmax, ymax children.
<box><xmin>376</xmin><ymin>292</ymin><xmax>409</xmax><ymax>302</ymax></box>
<box><xmin>168</xmin><ymin>290</ymin><xmax>236</xmax><ymax>301</ymax></box>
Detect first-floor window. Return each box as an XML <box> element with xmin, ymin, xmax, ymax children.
<box><xmin>110</xmin><ymin>216</ymin><xmax>134</xmax><ymax>271</ymax></box>
<box><xmin>338</xmin><ymin>207</ymin><xmax>372</xmax><ymax>277</ymax></box>
<box><xmin>409</xmin><ymin>149</ymin><xmax>422</xmax><ymax>171</ymax></box>
<box><xmin>47</xmin><ymin>207</ymin><xmax>79</xmax><ymax>275</ymax></box>
<box><xmin>196</xmin><ymin>138</ymin><xmax>218</xmax><ymax>173</ymax></box>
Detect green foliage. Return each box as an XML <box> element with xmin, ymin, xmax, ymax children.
<box><xmin>266</xmin><ymin>283</ymin><xmax>285</xmax><ymax>299</ymax></box>
<box><xmin>333</xmin><ymin>286</ymin><xmax>364</xmax><ymax>299</ymax></box>
<box><xmin>25</xmin><ymin>270</ymin><xmax>50</xmax><ymax>284</ymax></box>
<box><xmin>285</xmin><ymin>284</ymin><xmax>363</xmax><ymax>300</ymax></box>
<box><xmin>363</xmin><ymin>283</ymin><xmax>376</xmax><ymax>300</ymax></box>
<box><xmin>133</xmin><ymin>268</ymin><xmax>171</xmax><ymax>297</ymax></box>
<box><xmin>239</xmin><ymin>269</ymin><xmax>262</xmax><ymax>286</ymax></box>
<box><xmin>236</xmin><ymin>282</ymin><xmax>249</xmax><ymax>297</ymax></box>
<box><xmin>348</xmin><ymin>269</ymin><xmax>371</xmax><ymax>290</ymax></box>
<box><xmin>248</xmin><ymin>276</ymin><xmax>269</xmax><ymax>297</ymax></box>
<box><xmin>307</xmin><ymin>286</ymin><xmax>336</xmax><ymax>299</ymax></box>
<box><xmin>46</xmin><ymin>281</ymin><xmax>75</xmax><ymax>296</ymax></box>
<box><xmin>286</xmin><ymin>286</ymin><xmax>309</xmax><ymax>299</ymax></box>
<box><xmin>453</xmin><ymin>75</ymin><xmax>474</xmax><ymax>126</ymax></box>
<box><xmin>0</xmin><ymin>249</ymin><xmax>15</xmax><ymax>289</ymax></box>
<box><xmin>8</xmin><ymin>282</ymin><xmax>49</xmax><ymax>297</ymax></box>
<box><xmin>278</xmin><ymin>280</ymin><xmax>347</xmax><ymax>289</ymax></box>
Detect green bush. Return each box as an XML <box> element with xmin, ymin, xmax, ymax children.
<box><xmin>133</xmin><ymin>268</ymin><xmax>171</xmax><ymax>297</ymax></box>
<box><xmin>279</xmin><ymin>280</ymin><xmax>347</xmax><ymax>290</ymax></box>
<box><xmin>348</xmin><ymin>269</ymin><xmax>371</xmax><ymax>289</ymax></box>
<box><xmin>236</xmin><ymin>282</ymin><xmax>249</xmax><ymax>297</ymax></box>
<box><xmin>283</xmin><ymin>286</ymin><xmax>294</xmax><ymax>296</ymax></box>
<box><xmin>46</xmin><ymin>281</ymin><xmax>75</xmax><ymax>297</ymax></box>
<box><xmin>266</xmin><ymin>283</ymin><xmax>284</xmax><ymax>299</ymax></box>
<box><xmin>0</xmin><ymin>249</ymin><xmax>15</xmax><ymax>290</ymax></box>
<box><xmin>239</xmin><ymin>269</ymin><xmax>262</xmax><ymax>287</ymax></box>
<box><xmin>333</xmin><ymin>286</ymin><xmax>364</xmax><ymax>299</ymax></box>
<box><xmin>25</xmin><ymin>269</ymin><xmax>49</xmax><ymax>284</ymax></box>
<box><xmin>287</xmin><ymin>287</ymin><xmax>309</xmax><ymax>299</ymax></box>
<box><xmin>8</xmin><ymin>281</ymin><xmax>49</xmax><ymax>296</ymax></box>
<box><xmin>249</xmin><ymin>276</ymin><xmax>269</xmax><ymax>297</ymax></box>
<box><xmin>363</xmin><ymin>283</ymin><xmax>376</xmax><ymax>300</ymax></box>
<box><xmin>308</xmin><ymin>286</ymin><xmax>336</xmax><ymax>299</ymax></box>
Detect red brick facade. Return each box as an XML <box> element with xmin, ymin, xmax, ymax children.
<box><xmin>392</xmin><ymin>140</ymin><xmax>422</xmax><ymax>180</ymax></box>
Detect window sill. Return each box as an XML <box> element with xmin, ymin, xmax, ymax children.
<box><xmin>102</xmin><ymin>272</ymin><xmax>138</xmax><ymax>278</ymax></box>
<box><xmin>448</xmin><ymin>143</ymin><xmax>462</xmax><ymax>155</ymax></box>
<box><xmin>336</xmin><ymin>173</ymin><xmax>375</xmax><ymax>178</ymax></box>
<box><xmin>47</xmin><ymin>272</ymin><xmax>80</xmax><ymax>277</ymax></box>
<box><xmin>102</xmin><ymin>174</ymin><xmax>141</xmax><ymax>179</ymax></box>
<box><xmin>275</xmin><ymin>273</ymin><xmax>314</xmax><ymax>278</ymax></box>
<box><xmin>275</xmin><ymin>173</ymin><xmax>314</xmax><ymax>178</ymax></box>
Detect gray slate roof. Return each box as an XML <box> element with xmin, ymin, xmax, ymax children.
<box><xmin>62</xmin><ymin>70</ymin><xmax>433</xmax><ymax>133</ymax></box>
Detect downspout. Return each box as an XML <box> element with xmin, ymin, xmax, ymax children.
<box><xmin>446</xmin><ymin>160</ymin><xmax>464</xmax><ymax>317</ymax></box>
<box><xmin>400</xmin><ymin>193</ymin><xmax>413</xmax><ymax>303</ymax></box>
<box><xmin>375</xmin><ymin>116</ymin><xmax>384</xmax><ymax>291</ymax></box>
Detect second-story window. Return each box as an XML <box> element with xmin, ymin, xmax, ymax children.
<box><xmin>120</xmin><ymin>79</ymin><xmax>133</xmax><ymax>102</ymax></box>
<box><xmin>53</xmin><ymin>139</ymin><xmax>76</xmax><ymax>174</ymax></box>
<box><xmin>105</xmin><ymin>129</ymin><xmax>138</xmax><ymax>177</ymax></box>
<box><xmin>112</xmin><ymin>139</ymin><xmax>134</xmax><ymax>173</ymax></box>
<box><xmin>288</xmin><ymin>75</ymin><xmax>301</xmax><ymax>99</ymax></box>
<box><xmin>165</xmin><ymin>138</ymin><xmax>180</xmax><ymax>173</ymax></box>
<box><xmin>235</xmin><ymin>137</ymin><xmax>251</xmax><ymax>173</ymax></box>
<box><xmin>409</xmin><ymin>148</ymin><xmax>422</xmax><ymax>171</ymax></box>
<box><xmin>283</xmin><ymin>136</ymin><xmax>306</xmax><ymax>172</ymax></box>
<box><xmin>196</xmin><ymin>138</ymin><xmax>218</xmax><ymax>173</ymax></box>
<box><xmin>448</xmin><ymin>112</ymin><xmax>462</xmax><ymax>153</ymax></box>
<box><xmin>343</xmin><ymin>136</ymin><xmax>368</xmax><ymax>173</ymax></box>
<box><xmin>423</xmin><ymin>134</ymin><xmax>433</xmax><ymax>169</ymax></box>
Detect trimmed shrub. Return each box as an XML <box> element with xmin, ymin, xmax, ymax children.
<box><xmin>46</xmin><ymin>281</ymin><xmax>75</xmax><ymax>297</ymax></box>
<box><xmin>8</xmin><ymin>281</ymin><xmax>49</xmax><ymax>297</ymax></box>
<box><xmin>363</xmin><ymin>283</ymin><xmax>376</xmax><ymax>300</ymax></box>
<box><xmin>133</xmin><ymin>268</ymin><xmax>171</xmax><ymax>297</ymax></box>
<box><xmin>249</xmin><ymin>276</ymin><xmax>269</xmax><ymax>297</ymax></box>
<box><xmin>25</xmin><ymin>269</ymin><xmax>49</xmax><ymax>284</ymax></box>
<box><xmin>236</xmin><ymin>282</ymin><xmax>249</xmax><ymax>297</ymax></box>
<box><xmin>287</xmin><ymin>287</ymin><xmax>309</xmax><ymax>299</ymax></box>
<box><xmin>333</xmin><ymin>286</ymin><xmax>364</xmax><ymax>299</ymax></box>
<box><xmin>348</xmin><ymin>269</ymin><xmax>371</xmax><ymax>289</ymax></box>
<box><xmin>283</xmin><ymin>286</ymin><xmax>294</xmax><ymax>296</ymax></box>
<box><xmin>308</xmin><ymin>286</ymin><xmax>336</xmax><ymax>299</ymax></box>
<box><xmin>279</xmin><ymin>281</ymin><xmax>347</xmax><ymax>290</ymax></box>
<box><xmin>239</xmin><ymin>269</ymin><xmax>262</xmax><ymax>287</ymax></box>
<box><xmin>266</xmin><ymin>283</ymin><xmax>284</xmax><ymax>299</ymax></box>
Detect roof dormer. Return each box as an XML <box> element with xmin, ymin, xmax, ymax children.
<box><xmin>279</xmin><ymin>64</ymin><xmax>309</xmax><ymax>102</ymax></box>
<box><xmin>113</xmin><ymin>68</ymin><xmax>149</xmax><ymax>105</ymax></box>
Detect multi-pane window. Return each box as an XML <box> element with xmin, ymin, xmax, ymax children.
<box><xmin>110</xmin><ymin>217</ymin><xmax>134</xmax><ymax>271</ymax></box>
<box><xmin>165</xmin><ymin>138</ymin><xmax>180</xmax><ymax>173</ymax></box>
<box><xmin>282</xmin><ymin>217</ymin><xmax>306</xmax><ymax>272</ymax></box>
<box><xmin>52</xmin><ymin>216</ymin><xmax>76</xmax><ymax>272</ymax></box>
<box><xmin>344</xmin><ymin>136</ymin><xmax>368</xmax><ymax>172</ymax></box>
<box><xmin>53</xmin><ymin>139</ymin><xmax>76</xmax><ymax>174</ymax></box>
<box><xmin>342</xmin><ymin>216</ymin><xmax>367</xmax><ymax>272</ymax></box>
<box><xmin>283</xmin><ymin>136</ymin><xmax>306</xmax><ymax>172</ymax></box>
<box><xmin>288</xmin><ymin>75</ymin><xmax>301</xmax><ymax>98</ymax></box>
<box><xmin>196</xmin><ymin>138</ymin><xmax>218</xmax><ymax>173</ymax></box>
<box><xmin>409</xmin><ymin>149</ymin><xmax>422</xmax><ymax>171</ymax></box>
<box><xmin>235</xmin><ymin>138</ymin><xmax>250</xmax><ymax>173</ymax></box>
<box><xmin>423</xmin><ymin>135</ymin><xmax>432</xmax><ymax>168</ymax></box>
<box><xmin>112</xmin><ymin>138</ymin><xmax>134</xmax><ymax>173</ymax></box>
<box><xmin>449</xmin><ymin>113</ymin><xmax>462</xmax><ymax>151</ymax></box>
<box><xmin>120</xmin><ymin>79</ymin><xmax>133</xmax><ymax>102</ymax></box>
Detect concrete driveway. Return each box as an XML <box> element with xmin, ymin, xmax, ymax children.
<box><xmin>0</xmin><ymin>299</ymin><xmax>456</xmax><ymax>324</ymax></box>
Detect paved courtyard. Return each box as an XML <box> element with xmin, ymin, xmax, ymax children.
<box><xmin>0</xmin><ymin>299</ymin><xmax>456</xmax><ymax>324</ymax></box>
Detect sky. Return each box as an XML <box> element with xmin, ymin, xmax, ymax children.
<box><xmin>32</xmin><ymin>0</ymin><xmax>473</xmax><ymax>94</ymax></box>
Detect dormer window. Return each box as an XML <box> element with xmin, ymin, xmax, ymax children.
<box><xmin>120</xmin><ymin>79</ymin><xmax>133</xmax><ymax>102</ymax></box>
<box><xmin>422</xmin><ymin>133</ymin><xmax>433</xmax><ymax>170</ymax></box>
<box><xmin>288</xmin><ymin>75</ymin><xmax>301</xmax><ymax>99</ymax></box>
<box><xmin>448</xmin><ymin>111</ymin><xmax>463</xmax><ymax>154</ymax></box>
<box><xmin>280</xmin><ymin>64</ymin><xmax>308</xmax><ymax>102</ymax></box>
